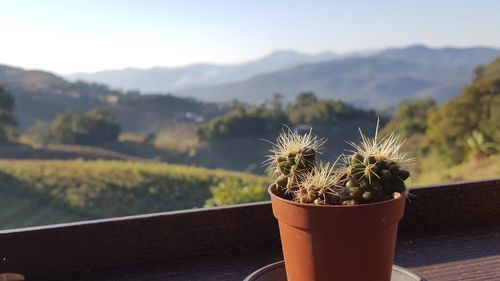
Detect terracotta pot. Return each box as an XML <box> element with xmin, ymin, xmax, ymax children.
<box><xmin>269</xmin><ymin>184</ymin><xmax>406</xmax><ymax>281</ymax></box>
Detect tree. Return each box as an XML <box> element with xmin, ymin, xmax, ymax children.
<box><xmin>0</xmin><ymin>86</ymin><xmax>18</xmax><ymax>143</ymax></box>
<box><xmin>381</xmin><ymin>98</ymin><xmax>436</xmax><ymax>139</ymax></box>
<box><xmin>143</xmin><ymin>132</ymin><xmax>157</xmax><ymax>146</ymax></box>
<box><xmin>270</xmin><ymin>93</ymin><xmax>284</xmax><ymax>111</ymax></box>
<box><xmin>426</xmin><ymin>79</ymin><xmax>500</xmax><ymax>163</ymax></box>
<box><xmin>26</xmin><ymin>121</ymin><xmax>53</xmax><ymax>146</ymax></box>
<box><xmin>79</xmin><ymin>108</ymin><xmax>121</xmax><ymax>144</ymax></box>
<box><xmin>295</xmin><ymin>92</ymin><xmax>318</xmax><ymax>107</ymax></box>
<box><xmin>50</xmin><ymin>108</ymin><xmax>121</xmax><ymax>145</ymax></box>
<box><xmin>50</xmin><ymin>110</ymin><xmax>82</xmax><ymax>144</ymax></box>
<box><xmin>474</xmin><ymin>57</ymin><xmax>500</xmax><ymax>82</ymax></box>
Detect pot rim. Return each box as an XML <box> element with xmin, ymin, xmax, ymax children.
<box><xmin>268</xmin><ymin>183</ymin><xmax>407</xmax><ymax>209</ymax></box>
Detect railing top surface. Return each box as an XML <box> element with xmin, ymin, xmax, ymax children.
<box><xmin>1</xmin><ymin>177</ymin><xmax>499</xmax><ymax>235</ymax></box>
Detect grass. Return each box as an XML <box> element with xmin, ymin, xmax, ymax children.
<box><xmin>0</xmin><ymin>159</ymin><xmax>267</xmax><ymax>230</ymax></box>
<box><xmin>0</xmin><ymin>141</ymin><xmax>148</xmax><ymax>161</ymax></box>
<box><xmin>410</xmin><ymin>154</ymin><xmax>500</xmax><ymax>187</ymax></box>
<box><xmin>154</xmin><ymin>123</ymin><xmax>200</xmax><ymax>153</ymax></box>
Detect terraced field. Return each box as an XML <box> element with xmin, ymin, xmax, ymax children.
<box><xmin>0</xmin><ymin>160</ymin><xmax>267</xmax><ymax>230</ymax></box>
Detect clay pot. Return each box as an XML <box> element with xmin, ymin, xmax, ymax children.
<box><xmin>268</xmin><ymin>184</ymin><xmax>406</xmax><ymax>281</ymax></box>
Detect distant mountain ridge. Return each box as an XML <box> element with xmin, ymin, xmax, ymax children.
<box><xmin>0</xmin><ymin>64</ymin><xmax>222</xmax><ymax>132</ymax></box>
<box><xmin>376</xmin><ymin>45</ymin><xmax>500</xmax><ymax>67</ymax></box>
<box><xmin>67</xmin><ymin>45</ymin><xmax>500</xmax><ymax>109</ymax></box>
<box><xmin>177</xmin><ymin>45</ymin><xmax>500</xmax><ymax>108</ymax></box>
<box><xmin>2</xmin><ymin>45</ymin><xmax>500</xmax><ymax>132</ymax></box>
<box><xmin>67</xmin><ymin>50</ymin><xmax>339</xmax><ymax>92</ymax></box>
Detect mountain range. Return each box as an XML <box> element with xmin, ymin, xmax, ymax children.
<box><xmin>1</xmin><ymin>45</ymin><xmax>500</xmax><ymax>132</ymax></box>
<box><xmin>67</xmin><ymin>50</ymin><xmax>340</xmax><ymax>92</ymax></box>
<box><xmin>67</xmin><ymin>45</ymin><xmax>500</xmax><ymax>109</ymax></box>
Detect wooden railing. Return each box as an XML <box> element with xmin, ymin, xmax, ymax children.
<box><xmin>0</xmin><ymin>178</ymin><xmax>499</xmax><ymax>278</ymax></box>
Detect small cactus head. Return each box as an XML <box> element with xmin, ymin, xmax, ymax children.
<box><xmin>295</xmin><ymin>162</ymin><xmax>346</xmax><ymax>205</ymax></box>
<box><xmin>343</xmin><ymin>121</ymin><xmax>412</xmax><ymax>205</ymax></box>
<box><xmin>266</xmin><ymin>128</ymin><xmax>326</xmax><ymax>195</ymax></box>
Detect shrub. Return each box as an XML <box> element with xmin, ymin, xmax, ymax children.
<box><xmin>50</xmin><ymin>108</ymin><xmax>121</xmax><ymax>145</ymax></box>
<box><xmin>204</xmin><ymin>178</ymin><xmax>268</xmax><ymax>207</ymax></box>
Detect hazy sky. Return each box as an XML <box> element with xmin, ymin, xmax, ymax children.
<box><xmin>1</xmin><ymin>0</ymin><xmax>499</xmax><ymax>74</ymax></box>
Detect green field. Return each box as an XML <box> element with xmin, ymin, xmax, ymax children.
<box><xmin>0</xmin><ymin>160</ymin><xmax>268</xmax><ymax>230</ymax></box>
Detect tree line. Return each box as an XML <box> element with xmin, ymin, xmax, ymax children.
<box><xmin>197</xmin><ymin>92</ymin><xmax>378</xmax><ymax>141</ymax></box>
<box><xmin>0</xmin><ymin>84</ymin><xmax>121</xmax><ymax>146</ymax></box>
<box><xmin>30</xmin><ymin>109</ymin><xmax>121</xmax><ymax>145</ymax></box>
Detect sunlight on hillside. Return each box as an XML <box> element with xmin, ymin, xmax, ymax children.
<box><xmin>0</xmin><ymin>159</ymin><xmax>267</xmax><ymax>229</ymax></box>
<box><xmin>412</xmin><ymin>155</ymin><xmax>500</xmax><ymax>186</ymax></box>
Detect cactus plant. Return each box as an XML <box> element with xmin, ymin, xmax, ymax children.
<box><xmin>267</xmin><ymin>123</ymin><xmax>410</xmax><ymax>206</ymax></box>
<box><xmin>267</xmin><ymin>123</ymin><xmax>411</xmax><ymax>281</ymax></box>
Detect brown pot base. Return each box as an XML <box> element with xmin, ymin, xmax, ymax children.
<box><xmin>269</xmin><ymin>184</ymin><xmax>407</xmax><ymax>281</ymax></box>
<box><xmin>244</xmin><ymin>261</ymin><xmax>426</xmax><ymax>281</ymax></box>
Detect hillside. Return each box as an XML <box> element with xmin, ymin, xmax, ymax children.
<box><xmin>0</xmin><ymin>142</ymin><xmax>151</xmax><ymax>162</ymax></box>
<box><xmin>0</xmin><ymin>64</ymin><xmax>224</xmax><ymax>132</ymax></box>
<box><xmin>412</xmin><ymin>154</ymin><xmax>500</xmax><ymax>186</ymax></box>
<box><xmin>67</xmin><ymin>50</ymin><xmax>338</xmax><ymax>92</ymax></box>
<box><xmin>475</xmin><ymin>57</ymin><xmax>500</xmax><ymax>82</ymax></box>
<box><xmin>179</xmin><ymin>46</ymin><xmax>500</xmax><ymax>108</ymax></box>
<box><xmin>0</xmin><ymin>160</ymin><xmax>267</xmax><ymax>229</ymax></box>
<box><xmin>380</xmin><ymin>55</ymin><xmax>500</xmax><ymax>186</ymax></box>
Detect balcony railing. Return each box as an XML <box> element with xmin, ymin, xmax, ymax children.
<box><xmin>1</xmin><ymin>178</ymin><xmax>499</xmax><ymax>280</ymax></box>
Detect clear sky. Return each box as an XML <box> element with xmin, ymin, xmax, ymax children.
<box><xmin>1</xmin><ymin>0</ymin><xmax>499</xmax><ymax>74</ymax></box>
